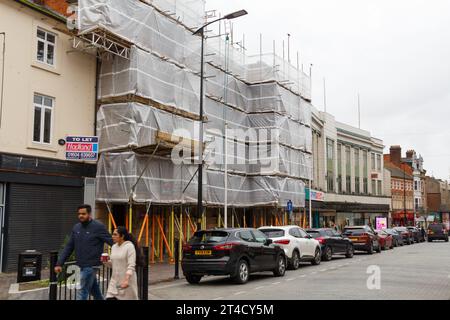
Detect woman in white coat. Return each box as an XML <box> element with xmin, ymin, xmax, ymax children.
<box><xmin>105</xmin><ymin>226</ymin><xmax>139</xmax><ymax>300</ymax></box>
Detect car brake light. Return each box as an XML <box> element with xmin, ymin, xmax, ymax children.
<box><xmin>316</xmin><ymin>237</ymin><xmax>325</xmax><ymax>244</ymax></box>
<box><xmin>213</xmin><ymin>242</ymin><xmax>239</xmax><ymax>251</ymax></box>
<box><xmin>274</xmin><ymin>239</ymin><xmax>290</xmax><ymax>245</ymax></box>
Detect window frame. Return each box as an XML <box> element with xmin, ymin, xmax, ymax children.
<box><xmin>36</xmin><ymin>27</ymin><xmax>56</xmax><ymax>67</ymax></box>
<box><xmin>32</xmin><ymin>93</ymin><xmax>54</xmax><ymax>144</ymax></box>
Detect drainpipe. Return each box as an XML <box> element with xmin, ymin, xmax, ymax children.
<box><xmin>0</xmin><ymin>32</ymin><xmax>5</xmax><ymax>128</ymax></box>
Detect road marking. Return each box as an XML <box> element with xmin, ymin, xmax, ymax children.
<box><xmin>234</xmin><ymin>291</ymin><xmax>246</xmax><ymax>295</ymax></box>
<box><xmin>272</xmin><ymin>281</ymin><xmax>281</xmax><ymax>285</ymax></box>
<box><xmin>337</xmin><ymin>264</ymin><xmax>344</xmax><ymax>268</ymax></box>
<box><xmin>151</xmin><ymin>282</ymin><xmax>186</xmax><ymax>290</ymax></box>
<box><xmin>213</xmin><ymin>297</ymin><xmax>224</xmax><ymax>300</ymax></box>
<box><xmin>286</xmin><ymin>278</ymin><xmax>295</xmax><ymax>281</ymax></box>
<box><xmin>254</xmin><ymin>286</ymin><xmax>266</xmax><ymax>290</ymax></box>
<box><xmin>319</xmin><ymin>268</ymin><xmax>328</xmax><ymax>272</ymax></box>
<box><xmin>300</xmin><ymin>275</ymin><xmax>306</xmax><ymax>277</ymax></box>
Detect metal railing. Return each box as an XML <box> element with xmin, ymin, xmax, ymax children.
<box><xmin>49</xmin><ymin>247</ymin><xmax>149</xmax><ymax>300</ymax></box>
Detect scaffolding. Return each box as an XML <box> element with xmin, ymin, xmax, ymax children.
<box><xmin>75</xmin><ymin>0</ymin><xmax>314</xmax><ymax>263</ymax></box>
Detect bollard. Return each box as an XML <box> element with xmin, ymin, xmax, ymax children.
<box><xmin>174</xmin><ymin>239</ymin><xmax>180</xmax><ymax>279</ymax></box>
<box><xmin>49</xmin><ymin>251</ymin><xmax>58</xmax><ymax>300</ymax></box>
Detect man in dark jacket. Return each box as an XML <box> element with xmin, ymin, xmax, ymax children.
<box><xmin>55</xmin><ymin>204</ymin><xmax>113</xmax><ymax>300</ymax></box>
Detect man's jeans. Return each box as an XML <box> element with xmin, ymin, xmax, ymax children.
<box><xmin>77</xmin><ymin>267</ymin><xmax>104</xmax><ymax>300</ymax></box>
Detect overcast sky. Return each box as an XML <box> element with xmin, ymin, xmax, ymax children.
<box><xmin>206</xmin><ymin>0</ymin><xmax>450</xmax><ymax>180</ymax></box>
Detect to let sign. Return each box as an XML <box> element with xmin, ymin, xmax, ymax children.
<box><xmin>65</xmin><ymin>136</ymin><xmax>98</xmax><ymax>161</ymax></box>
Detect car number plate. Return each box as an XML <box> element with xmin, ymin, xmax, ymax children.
<box><xmin>349</xmin><ymin>237</ymin><xmax>358</xmax><ymax>241</ymax></box>
<box><xmin>195</xmin><ymin>250</ymin><xmax>212</xmax><ymax>255</ymax></box>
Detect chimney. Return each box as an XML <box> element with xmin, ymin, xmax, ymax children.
<box><xmin>406</xmin><ymin>150</ymin><xmax>414</xmax><ymax>159</ymax></box>
<box><xmin>390</xmin><ymin>145</ymin><xmax>401</xmax><ymax>167</ymax></box>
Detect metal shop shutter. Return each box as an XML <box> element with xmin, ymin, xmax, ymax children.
<box><xmin>5</xmin><ymin>183</ymin><xmax>83</xmax><ymax>271</ymax></box>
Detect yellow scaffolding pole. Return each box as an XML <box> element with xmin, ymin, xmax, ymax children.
<box><xmin>151</xmin><ymin>212</ymin><xmax>155</xmax><ymax>263</ymax></box>
<box><xmin>128</xmin><ymin>204</ymin><xmax>133</xmax><ymax>233</ymax></box>
<box><xmin>156</xmin><ymin>214</ymin><xmax>173</xmax><ymax>261</ymax></box>
<box><xmin>170</xmin><ymin>207</ymin><xmax>175</xmax><ymax>263</ymax></box>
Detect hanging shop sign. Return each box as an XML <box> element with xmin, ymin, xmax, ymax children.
<box><xmin>305</xmin><ymin>188</ymin><xmax>325</xmax><ymax>202</ymax></box>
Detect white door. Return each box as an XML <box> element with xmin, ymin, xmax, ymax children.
<box><xmin>0</xmin><ymin>183</ymin><xmax>5</xmax><ymax>273</ymax></box>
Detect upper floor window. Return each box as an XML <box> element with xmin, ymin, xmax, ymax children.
<box><xmin>376</xmin><ymin>154</ymin><xmax>381</xmax><ymax>171</ymax></box>
<box><xmin>371</xmin><ymin>153</ymin><xmax>375</xmax><ymax>170</ymax></box>
<box><xmin>326</xmin><ymin>139</ymin><xmax>335</xmax><ymax>192</ymax></box>
<box><xmin>37</xmin><ymin>28</ymin><xmax>56</xmax><ymax>66</ymax></box>
<box><xmin>33</xmin><ymin>93</ymin><xmax>53</xmax><ymax>144</ymax></box>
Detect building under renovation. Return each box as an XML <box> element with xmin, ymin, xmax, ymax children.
<box><xmin>75</xmin><ymin>0</ymin><xmax>313</xmax><ymax>263</ymax></box>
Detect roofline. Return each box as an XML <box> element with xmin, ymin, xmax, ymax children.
<box><xmin>14</xmin><ymin>0</ymin><xmax>67</xmax><ymax>23</ymax></box>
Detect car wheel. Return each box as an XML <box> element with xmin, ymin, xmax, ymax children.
<box><xmin>345</xmin><ymin>245</ymin><xmax>354</xmax><ymax>258</ymax></box>
<box><xmin>290</xmin><ymin>251</ymin><xmax>300</xmax><ymax>270</ymax></box>
<box><xmin>185</xmin><ymin>274</ymin><xmax>202</xmax><ymax>284</ymax></box>
<box><xmin>446</xmin><ymin>237</ymin><xmax>449</xmax><ymax>242</ymax></box>
<box><xmin>367</xmin><ymin>243</ymin><xmax>374</xmax><ymax>254</ymax></box>
<box><xmin>311</xmin><ymin>248</ymin><xmax>321</xmax><ymax>265</ymax></box>
<box><xmin>273</xmin><ymin>255</ymin><xmax>286</xmax><ymax>277</ymax></box>
<box><xmin>233</xmin><ymin>259</ymin><xmax>250</xmax><ymax>284</ymax></box>
<box><xmin>323</xmin><ymin>246</ymin><xmax>332</xmax><ymax>261</ymax></box>
<box><xmin>376</xmin><ymin>242</ymin><xmax>382</xmax><ymax>253</ymax></box>
<box><xmin>428</xmin><ymin>238</ymin><xmax>432</xmax><ymax>242</ymax></box>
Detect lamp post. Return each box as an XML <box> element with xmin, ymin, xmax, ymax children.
<box><xmin>193</xmin><ymin>10</ymin><xmax>248</xmax><ymax>231</ymax></box>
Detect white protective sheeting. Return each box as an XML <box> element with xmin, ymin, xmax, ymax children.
<box><xmin>96</xmin><ymin>152</ymin><xmax>306</xmax><ymax>207</ymax></box>
<box><xmin>78</xmin><ymin>0</ymin><xmax>311</xmax><ymax>100</ymax></box>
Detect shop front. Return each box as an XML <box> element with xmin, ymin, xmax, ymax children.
<box><xmin>391</xmin><ymin>211</ymin><xmax>415</xmax><ymax>227</ymax></box>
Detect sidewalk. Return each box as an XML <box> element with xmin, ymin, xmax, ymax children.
<box><xmin>0</xmin><ymin>263</ymin><xmax>182</xmax><ymax>300</ymax></box>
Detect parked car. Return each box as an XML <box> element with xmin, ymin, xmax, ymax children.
<box><xmin>342</xmin><ymin>225</ymin><xmax>381</xmax><ymax>254</ymax></box>
<box><xmin>182</xmin><ymin>228</ymin><xmax>287</xmax><ymax>284</ymax></box>
<box><xmin>259</xmin><ymin>225</ymin><xmax>321</xmax><ymax>269</ymax></box>
<box><xmin>393</xmin><ymin>227</ymin><xmax>414</xmax><ymax>245</ymax></box>
<box><xmin>407</xmin><ymin>226</ymin><xmax>424</xmax><ymax>243</ymax></box>
<box><xmin>427</xmin><ymin>223</ymin><xmax>449</xmax><ymax>242</ymax></box>
<box><xmin>376</xmin><ymin>229</ymin><xmax>394</xmax><ymax>250</ymax></box>
<box><xmin>305</xmin><ymin>228</ymin><xmax>354</xmax><ymax>261</ymax></box>
<box><xmin>384</xmin><ymin>228</ymin><xmax>404</xmax><ymax>247</ymax></box>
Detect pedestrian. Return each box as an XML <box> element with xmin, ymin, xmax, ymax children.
<box><xmin>105</xmin><ymin>226</ymin><xmax>140</xmax><ymax>300</ymax></box>
<box><xmin>420</xmin><ymin>225</ymin><xmax>426</xmax><ymax>241</ymax></box>
<box><xmin>55</xmin><ymin>204</ymin><xmax>113</xmax><ymax>300</ymax></box>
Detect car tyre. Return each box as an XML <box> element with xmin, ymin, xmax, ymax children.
<box><xmin>367</xmin><ymin>243</ymin><xmax>374</xmax><ymax>254</ymax></box>
<box><xmin>273</xmin><ymin>255</ymin><xmax>286</xmax><ymax>277</ymax></box>
<box><xmin>376</xmin><ymin>242</ymin><xmax>382</xmax><ymax>253</ymax></box>
<box><xmin>323</xmin><ymin>246</ymin><xmax>333</xmax><ymax>261</ymax></box>
<box><xmin>185</xmin><ymin>274</ymin><xmax>202</xmax><ymax>285</ymax></box>
<box><xmin>345</xmin><ymin>245</ymin><xmax>354</xmax><ymax>258</ymax></box>
<box><xmin>311</xmin><ymin>248</ymin><xmax>321</xmax><ymax>265</ymax></box>
<box><xmin>446</xmin><ymin>237</ymin><xmax>449</xmax><ymax>242</ymax></box>
<box><xmin>289</xmin><ymin>251</ymin><xmax>300</xmax><ymax>270</ymax></box>
<box><xmin>233</xmin><ymin>259</ymin><xmax>250</xmax><ymax>284</ymax></box>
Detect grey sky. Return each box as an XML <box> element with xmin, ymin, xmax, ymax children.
<box><xmin>206</xmin><ymin>0</ymin><xmax>450</xmax><ymax>180</ymax></box>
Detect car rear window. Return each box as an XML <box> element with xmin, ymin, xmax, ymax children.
<box><xmin>190</xmin><ymin>231</ymin><xmax>229</xmax><ymax>244</ymax></box>
<box><xmin>343</xmin><ymin>228</ymin><xmax>366</xmax><ymax>235</ymax></box>
<box><xmin>259</xmin><ymin>229</ymin><xmax>285</xmax><ymax>238</ymax></box>
<box><xmin>429</xmin><ymin>224</ymin><xmax>445</xmax><ymax>231</ymax></box>
<box><xmin>306</xmin><ymin>230</ymin><xmax>322</xmax><ymax>238</ymax></box>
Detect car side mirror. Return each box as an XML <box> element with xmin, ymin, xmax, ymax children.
<box><xmin>265</xmin><ymin>239</ymin><xmax>273</xmax><ymax>245</ymax></box>
<box><xmin>305</xmin><ymin>234</ymin><xmax>312</xmax><ymax>239</ymax></box>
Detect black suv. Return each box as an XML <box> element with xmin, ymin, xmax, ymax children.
<box><xmin>427</xmin><ymin>223</ymin><xmax>449</xmax><ymax>242</ymax></box>
<box><xmin>182</xmin><ymin>228</ymin><xmax>287</xmax><ymax>284</ymax></box>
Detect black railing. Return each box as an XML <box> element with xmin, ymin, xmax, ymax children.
<box><xmin>49</xmin><ymin>247</ymin><xmax>149</xmax><ymax>300</ymax></box>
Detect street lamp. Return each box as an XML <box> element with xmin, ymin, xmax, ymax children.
<box><xmin>193</xmin><ymin>10</ymin><xmax>248</xmax><ymax>231</ymax></box>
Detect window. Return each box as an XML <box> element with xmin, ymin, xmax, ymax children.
<box><xmin>37</xmin><ymin>28</ymin><xmax>56</xmax><ymax>66</ymax></box>
<box><xmin>376</xmin><ymin>154</ymin><xmax>381</xmax><ymax>172</ymax></box>
<box><xmin>345</xmin><ymin>146</ymin><xmax>351</xmax><ymax>192</ymax></box>
<box><xmin>337</xmin><ymin>144</ymin><xmax>342</xmax><ymax>193</ymax></box>
<box><xmin>326</xmin><ymin>139</ymin><xmax>334</xmax><ymax>192</ymax></box>
<box><xmin>415</xmin><ymin>198</ymin><xmax>419</xmax><ymax>211</ymax></box>
<box><xmin>354</xmin><ymin>149</ymin><xmax>360</xmax><ymax>194</ymax></box>
<box><xmin>289</xmin><ymin>228</ymin><xmax>302</xmax><ymax>238</ymax></box>
<box><xmin>377</xmin><ymin>180</ymin><xmax>382</xmax><ymax>196</ymax></box>
<box><xmin>251</xmin><ymin>230</ymin><xmax>268</xmax><ymax>243</ymax></box>
<box><xmin>33</xmin><ymin>94</ymin><xmax>53</xmax><ymax>144</ymax></box>
<box><xmin>297</xmin><ymin>228</ymin><xmax>308</xmax><ymax>238</ymax></box>
<box><xmin>363</xmin><ymin>150</ymin><xmax>368</xmax><ymax>194</ymax></box>
<box><xmin>372</xmin><ymin>179</ymin><xmax>376</xmax><ymax>195</ymax></box>
<box><xmin>238</xmin><ymin>230</ymin><xmax>254</xmax><ymax>242</ymax></box>
<box><xmin>371</xmin><ymin>153</ymin><xmax>375</xmax><ymax>170</ymax></box>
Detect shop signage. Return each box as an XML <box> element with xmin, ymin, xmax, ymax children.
<box><xmin>305</xmin><ymin>188</ymin><xmax>325</xmax><ymax>202</ymax></box>
<box><xmin>375</xmin><ymin>217</ymin><xmax>387</xmax><ymax>230</ymax></box>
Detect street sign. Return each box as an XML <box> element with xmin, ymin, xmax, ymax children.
<box><xmin>287</xmin><ymin>200</ymin><xmax>293</xmax><ymax>213</ymax></box>
<box><xmin>65</xmin><ymin>136</ymin><xmax>99</xmax><ymax>161</ymax></box>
